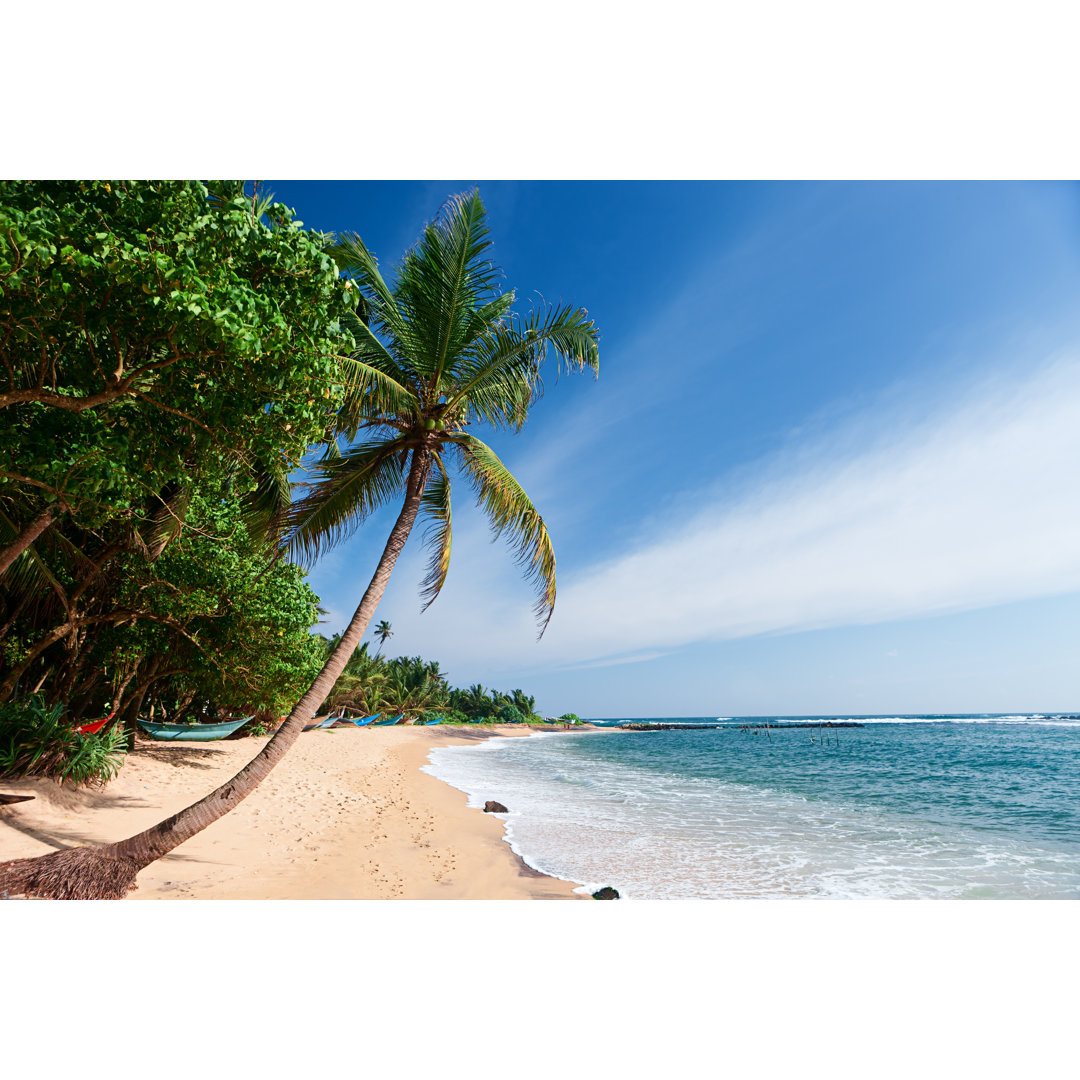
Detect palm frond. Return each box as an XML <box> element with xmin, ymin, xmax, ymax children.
<box><xmin>458</xmin><ymin>290</ymin><xmax>516</xmax><ymax>349</ymax></box>
<box><xmin>251</xmin><ymin>188</ymin><xmax>277</xmax><ymax>224</ymax></box>
<box><xmin>338</xmin><ymin>302</ymin><xmax>413</xmax><ymax>393</ymax></box>
<box><xmin>447</xmin><ymin>301</ymin><xmax>600</xmax><ymax>428</ymax></box>
<box><xmin>418</xmin><ymin>455</ymin><xmax>452</xmax><ymax>611</ymax></box>
<box><xmin>455</xmin><ymin>434</ymin><xmax>556</xmax><ymax>636</ymax></box>
<box><xmin>0</xmin><ymin>508</ymin><xmax>74</xmax><ymax>635</ymax></box>
<box><xmin>142</xmin><ymin>484</ymin><xmax>192</xmax><ymax>557</ymax></box>
<box><xmin>317</xmin><ymin>435</ymin><xmax>344</xmax><ymax>465</ymax></box>
<box><xmin>8</xmin><ymin>541</ymin><xmax>66</xmax><ymax>617</ymax></box>
<box><xmin>337</xmin><ymin>355</ymin><xmax>420</xmax><ymax>435</ymax></box>
<box><xmin>393</xmin><ymin>190</ymin><xmax>503</xmax><ymax>387</ymax></box>
<box><xmin>241</xmin><ymin>457</ymin><xmax>293</xmax><ymax>547</ymax></box>
<box><xmin>284</xmin><ymin>438</ymin><xmax>410</xmax><ymax>564</ymax></box>
<box><xmin>327</xmin><ymin>234</ymin><xmax>422</xmax><ymax>372</ymax></box>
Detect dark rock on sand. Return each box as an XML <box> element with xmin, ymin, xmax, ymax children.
<box><xmin>483</xmin><ymin>800</ymin><xmax>509</xmax><ymax>813</ymax></box>
<box><xmin>592</xmin><ymin>886</ymin><xmax>620</xmax><ymax>900</ymax></box>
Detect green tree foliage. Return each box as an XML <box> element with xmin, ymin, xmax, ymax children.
<box><xmin>0</xmin><ymin>179</ymin><xmax>354</xmax><ymax>566</ymax></box>
<box><xmin>0</xmin><ymin>180</ymin><xmax>355</xmax><ymax>723</ymax></box>
<box><xmin>445</xmin><ymin>682</ymin><xmax>540</xmax><ymax>721</ymax></box>
<box><xmin>0</xmin><ymin>489</ymin><xmax>324</xmax><ymax>725</ymax></box>
<box><xmin>109</xmin><ymin>492</ymin><xmax>326</xmax><ymax>722</ymax></box>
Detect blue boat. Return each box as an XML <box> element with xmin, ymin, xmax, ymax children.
<box><xmin>372</xmin><ymin>714</ymin><xmax>405</xmax><ymax>726</ymax></box>
<box><xmin>424</xmin><ymin>717</ymin><xmax>443</xmax><ymax>725</ymax></box>
<box><xmin>303</xmin><ymin>714</ymin><xmax>343</xmax><ymax>732</ymax></box>
<box><xmin>342</xmin><ymin>714</ymin><xmax>380</xmax><ymax>727</ymax></box>
<box><xmin>137</xmin><ymin>715</ymin><xmax>253</xmax><ymax>741</ymax></box>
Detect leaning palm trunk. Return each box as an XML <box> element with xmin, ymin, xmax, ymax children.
<box><xmin>0</xmin><ymin>453</ymin><xmax>431</xmax><ymax>899</ymax></box>
<box><xmin>0</xmin><ymin>504</ymin><xmax>60</xmax><ymax>578</ymax></box>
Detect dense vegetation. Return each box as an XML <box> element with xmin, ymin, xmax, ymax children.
<box><xmin>0</xmin><ymin>181</ymin><xmax>354</xmax><ymax>749</ymax></box>
<box><xmin>0</xmin><ymin>696</ymin><xmax>126</xmax><ymax>785</ymax></box>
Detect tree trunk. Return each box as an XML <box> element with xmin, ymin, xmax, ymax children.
<box><xmin>0</xmin><ymin>613</ymin><xmax>124</xmax><ymax>702</ymax></box>
<box><xmin>0</xmin><ymin>450</ymin><xmax>432</xmax><ymax>900</ymax></box>
<box><xmin>170</xmin><ymin>688</ymin><xmax>197</xmax><ymax>724</ymax></box>
<box><xmin>118</xmin><ymin>657</ymin><xmax>166</xmax><ymax>737</ymax></box>
<box><xmin>111</xmin><ymin>664</ymin><xmax>140</xmax><ymax>717</ymax></box>
<box><xmin>0</xmin><ymin>504</ymin><xmax>60</xmax><ymax>578</ymax></box>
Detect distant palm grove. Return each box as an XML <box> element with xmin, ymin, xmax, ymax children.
<box><xmin>318</xmin><ymin>639</ymin><xmax>544</xmax><ymax>724</ymax></box>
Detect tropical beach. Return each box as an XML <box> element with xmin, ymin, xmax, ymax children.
<box><xmin>2</xmin><ymin>179</ymin><xmax>1079</xmax><ymax>906</ymax></box>
<box><xmin>7</xmin><ymin>18</ymin><xmax>1078</xmax><ymax>1080</ymax></box>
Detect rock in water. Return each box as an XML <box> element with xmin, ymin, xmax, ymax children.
<box><xmin>483</xmin><ymin>800</ymin><xmax>509</xmax><ymax>813</ymax></box>
<box><xmin>592</xmin><ymin>886</ymin><xmax>620</xmax><ymax>900</ymax></box>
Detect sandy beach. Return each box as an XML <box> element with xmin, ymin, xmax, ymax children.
<box><xmin>0</xmin><ymin>725</ymin><xmax>587</xmax><ymax>900</ymax></box>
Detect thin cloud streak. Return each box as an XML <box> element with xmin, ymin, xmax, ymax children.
<box><xmin>542</xmin><ymin>354</ymin><xmax>1080</xmax><ymax>662</ymax></box>
<box><xmin>554</xmin><ymin>650</ymin><xmax>670</xmax><ymax>672</ymax></box>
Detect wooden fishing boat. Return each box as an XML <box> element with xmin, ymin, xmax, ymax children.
<box><xmin>302</xmin><ymin>714</ymin><xmax>342</xmax><ymax>732</ymax></box>
<box><xmin>137</xmin><ymin>715</ymin><xmax>253</xmax><ymax>741</ymax></box>
<box><xmin>372</xmin><ymin>714</ymin><xmax>405</xmax><ymax>726</ymax></box>
<box><xmin>342</xmin><ymin>714</ymin><xmax>380</xmax><ymax>727</ymax></box>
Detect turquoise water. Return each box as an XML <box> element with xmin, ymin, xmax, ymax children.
<box><xmin>424</xmin><ymin>714</ymin><xmax>1080</xmax><ymax>899</ymax></box>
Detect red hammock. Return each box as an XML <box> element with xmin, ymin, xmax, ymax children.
<box><xmin>76</xmin><ymin>710</ymin><xmax>116</xmax><ymax>735</ymax></box>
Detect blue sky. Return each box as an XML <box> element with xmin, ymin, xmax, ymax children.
<box><xmin>267</xmin><ymin>181</ymin><xmax>1080</xmax><ymax>718</ymax></box>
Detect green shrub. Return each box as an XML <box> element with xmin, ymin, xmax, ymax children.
<box><xmin>439</xmin><ymin>709</ymin><xmax>472</xmax><ymax>725</ymax></box>
<box><xmin>0</xmin><ymin>696</ymin><xmax>127</xmax><ymax>785</ymax></box>
<box><xmin>497</xmin><ymin>704</ymin><xmax>525</xmax><ymax>724</ymax></box>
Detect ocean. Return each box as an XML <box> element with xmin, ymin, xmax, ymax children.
<box><xmin>423</xmin><ymin>714</ymin><xmax>1080</xmax><ymax>899</ymax></box>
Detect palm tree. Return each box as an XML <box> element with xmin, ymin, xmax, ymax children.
<box><xmin>0</xmin><ymin>190</ymin><xmax>598</xmax><ymax>898</ymax></box>
<box><xmin>511</xmin><ymin>689</ymin><xmax>536</xmax><ymax>717</ymax></box>
<box><xmin>379</xmin><ymin>663</ymin><xmax>447</xmax><ymax>719</ymax></box>
<box><xmin>373</xmin><ymin>619</ymin><xmax>393</xmax><ymax>656</ymax></box>
<box><xmin>463</xmin><ymin>683</ymin><xmax>492</xmax><ymax>718</ymax></box>
<box><xmin>425</xmin><ymin>659</ymin><xmax>447</xmax><ymax>686</ymax></box>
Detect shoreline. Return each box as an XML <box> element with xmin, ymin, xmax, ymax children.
<box><xmin>0</xmin><ymin>725</ymin><xmax>591</xmax><ymax>900</ymax></box>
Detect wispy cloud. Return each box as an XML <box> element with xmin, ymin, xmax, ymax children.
<box><xmin>547</xmin><ymin>354</ymin><xmax>1080</xmax><ymax>654</ymax></box>
<box><xmin>555</xmin><ymin>651</ymin><xmax>670</xmax><ymax>672</ymax></box>
<box><xmin>382</xmin><ymin>353</ymin><xmax>1080</xmax><ymax>674</ymax></box>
